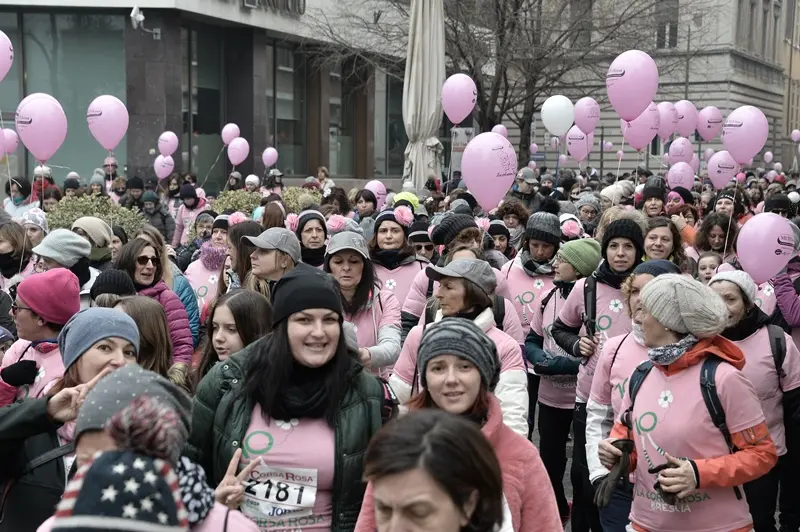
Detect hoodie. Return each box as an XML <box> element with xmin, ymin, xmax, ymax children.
<box><xmin>608</xmin><ymin>337</ymin><xmax>777</xmax><ymax>532</ymax></box>
<box><xmin>173</xmin><ymin>197</ymin><xmax>208</xmax><ymax>247</ymax></box>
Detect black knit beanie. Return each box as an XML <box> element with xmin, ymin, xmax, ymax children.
<box><xmin>271</xmin><ymin>264</ymin><xmax>343</xmax><ymax>324</ymax></box>
<box><xmin>487</xmin><ymin>220</ymin><xmax>510</xmax><ymax>240</ymax></box>
<box><xmin>430</xmin><ymin>214</ymin><xmax>478</xmax><ymax>246</ymax></box>
<box><xmin>765</xmin><ymin>193</ymin><xmax>792</xmax><ymax>213</ymax></box>
<box><xmin>601</xmin><ymin>219</ymin><xmax>644</xmax><ymax>260</ymax></box>
<box><xmin>525</xmin><ymin>212</ymin><xmax>561</xmax><ymax>246</ymax></box>
<box><xmin>127</xmin><ymin>176</ymin><xmax>144</xmax><ymax>191</ymax></box>
<box><xmin>456</xmin><ymin>191</ymin><xmax>478</xmax><ymax>211</ymax></box>
<box><xmin>89</xmin><ymin>270</ymin><xmax>137</xmax><ymax>300</ymax></box>
<box><xmin>296</xmin><ymin>210</ymin><xmax>328</xmax><ymax>241</ymax></box>
<box><xmin>212</xmin><ymin>215</ymin><xmax>229</xmax><ymax>231</ymax></box>
<box><xmin>408</xmin><ymin>221</ymin><xmax>432</xmax><ymax>243</ymax></box>
<box><xmin>642</xmin><ymin>185</ymin><xmax>665</xmax><ymax>203</ymax></box>
<box><xmin>671</xmin><ymin>186</ymin><xmax>694</xmax><ymax>206</ymax></box>
<box><xmin>63</xmin><ymin>177</ymin><xmax>80</xmax><ymax>191</ymax></box>
<box><xmin>179</xmin><ymin>184</ymin><xmax>197</xmax><ymax>200</ymax></box>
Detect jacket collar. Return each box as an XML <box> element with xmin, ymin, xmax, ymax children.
<box><xmin>432</xmin><ymin>307</ymin><xmax>494</xmax><ymax>332</ymax></box>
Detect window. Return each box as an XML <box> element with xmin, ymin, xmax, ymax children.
<box><xmin>787</xmin><ymin>0</ymin><xmax>796</xmax><ymax>40</ymax></box>
<box><xmin>270</xmin><ymin>45</ymin><xmax>305</xmax><ymax>176</ymax></box>
<box><xmin>23</xmin><ymin>13</ymin><xmax>126</xmax><ymax>180</ymax></box>
<box><xmin>762</xmin><ymin>0</ymin><xmax>770</xmax><ymax>56</ymax></box>
<box><xmin>386</xmin><ymin>76</ymin><xmax>406</xmax><ymax>176</ymax></box>
<box><xmin>328</xmin><ymin>65</ymin><xmax>354</xmax><ymax>177</ymax></box>
<box><xmin>656</xmin><ymin>0</ymin><xmax>679</xmax><ymax>49</ymax></box>
<box><xmin>0</xmin><ymin>12</ymin><xmax>20</xmax><ymax>183</ymax></box>
<box><xmin>738</xmin><ymin>0</ymin><xmax>749</xmax><ymax>42</ymax></box>
<box><xmin>749</xmin><ymin>0</ymin><xmax>758</xmax><ymax>51</ymax></box>
<box><xmin>773</xmin><ymin>11</ymin><xmax>780</xmax><ymax>60</ymax></box>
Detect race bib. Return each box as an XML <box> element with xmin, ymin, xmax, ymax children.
<box><xmin>242</xmin><ymin>465</ymin><xmax>318</xmax><ymax>521</ymax></box>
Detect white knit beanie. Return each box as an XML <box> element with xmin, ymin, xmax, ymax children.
<box><xmin>640</xmin><ymin>274</ymin><xmax>728</xmax><ymax>338</ymax></box>
<box><xmin>709</xmin><ymin>270</ymin><xmax>757</xmax><ymax>306</ymax></box>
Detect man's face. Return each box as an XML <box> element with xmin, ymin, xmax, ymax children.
<box><xmin>131</xmin><ymin>189</ymin><xmax>143</xmax><ymax>200</ymax></box>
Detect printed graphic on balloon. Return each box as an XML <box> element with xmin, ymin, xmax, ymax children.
<box><xmin>461</xmin><ymin>132</ymin><xmax>517</xmax><ymax>212</ymax></box>
<box><xmin>16</xmin><ymin>94</ymin><xmax>67</xmax><ymax>162</ymax></box>
<box><xmin>87</xmin><ymin>95</ymin><xmax>129</xmax><ymax>151</ymax></box>
<box><xmin>737</xmin><ymin>213</ymin><xmax>794</xmax><ymax>284</ymax></box>
<box><xmin>158</xmin><ymin>131</ymin><xmax>179</xmax><ymax>157</ymax></box>
<box><xmin>722</xmin><ymin>106</ymin><xmax>768</xmax><ymax>164</ymax></box>
<box><xmin>606</xmin><ymin>50</ymin><xmax>659</xmax><ymax>121</ymax></box>
<box><xmin>697</xmin><ymin>106</ymin><xmax>723</xmax><ymax>142</ymax></box>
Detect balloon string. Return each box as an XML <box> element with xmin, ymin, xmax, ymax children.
<box><xmin>0</xmin><ymin>109</ymin><xmax>12</xmax><ymax>190</ymax></box>
<box><xmin>200</xmin><ymin>146</ymin><xmax>226</xmax><ymax>190</ymax></box>
<box><xmin>646</xmin><ymin>152</ymin><xmax>668</xmax><ymax>168</ymax></box>
<box><xmin>722</xmin><ymin>185</ymin><xmax>737</xmax><ymax>257</ymax></box>
<box><xmin>615</xmin><ymin>135</ymin><xmax>626</xmax><ymax>183</ymax></box>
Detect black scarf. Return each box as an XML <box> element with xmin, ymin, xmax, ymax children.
<box><xmin>0</xmin><ymin>252</ymin><xmax>20</xmax><ymax>279</ymax></box>
<box><xmin>168</xmin><ymin>187</ymin><xmax>180</xmax><ymax>198</ymax></box>
<box><xmin>721</xmin><ymin>306</ymin><xmax>770</xmax><ymax>341</ymax></box>
<box><xmin>271</xmin><ymin>360</ymin><xmax>336</xmax><ymax>421</ymax></box>
<box><xmin>69</xmin><ymin>257</ymin><xmax>92</xmax><ymax>288</ymax></box>
<box><xmin>554</xmin><ymin>279</ymin><xmax>576</xmax><ymax>300</ymax></box>
<box><xmin>301</xmin><ymin>246</ymin><xmax>326</xmax><ymax>268</ymax></box>
<box><xmin>455</xmin><ymin>306</ymin><xmax>485</xmax><ymax>321</ymax></box>
<box><xmin>372</xmin><ymin>249</ymin><xmax>412</xmax><ymax>271</ymax></box>
<box><xmin>595</xmin><ymin>260</ymin><xmax>637</xmax><ymax>289</ymax></box>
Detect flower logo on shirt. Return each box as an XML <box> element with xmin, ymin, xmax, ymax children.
<box><xmin>533</xmin><ymin>279</ymin><xmax>544</xmax><ymax>290</ymax></box>
<box><xmin>609</xmin><ymin>299</ymin><xmax>623</xmax><ymax>313</ymax></box>
<box><xmin>276</xmin><ymin>418</ymin><xmax>299</xmax><ymax>431</ymax></box>
<box><xmin>658</xmin><ymin>390</ymin><xmax>673</xmax><ymax>409</ymax></box>
<box><xmin>386</xmin><ymin>279</ymin><xmax>397</xmax><ymax>290</ymax></box>
<box><xmin>208</xmin><ymin>274</ymin><xmax>218</xmax><ymax>284</ymax></box>
<box><xmin>762</xmin><ymin>285</ymin><xmax>774</xmax><ymax>297</ymax></box>
<box><xmin>34</xmin><ymin>367</ymin><xmax>45</xmax><ymax>383</ymax></box>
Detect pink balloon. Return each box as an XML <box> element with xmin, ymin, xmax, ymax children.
<box><xmin>668</xmin><ymin>137</ymin><xmax>693</xmax><ymax>165</ymax></box>
<box><xmin>775</xmin><ymin>162</ymin><xmax>783</xmax><ymax>173</ymax></box>
<box><xmin>604</xmin><ymin>141</ymin><xmax>614</xmax><ymax>152</ymax></box>
<box><xmin>461</xmin><ymin>132</ymin><xmax>517</xmax><ymax>211</ymax></box>
<box><xmin>574</xmin><ymin>97</ymin><xmax>600</xmax><ymax>134</ymax></box>
<box><xmin>793</xmin><ymin>129</ymin><xmax>800</xmax><ymax>142</ymax></box>
<box><xmin>620</xmin><ymin>102</ymin><xmax>659</xmax><ymax>151</ymax></box>
<box><xmin>154</xmin><ymin>155</ymin><xmax>174</xmax><ymax>180</ymax></box>
<box><xmin>674</xmin><ymin>100</ymin><xmax>698</xmax><ymax>138</ymax></box>
<box><xmin>566</xmin><ymin>125</ymin><xmax>593</xmax><ymax>162</ymax></box>
<box><xmin>722</xmin><ymin>105</ymin><xmax>769</xmax><ymax>164</ymax></box>
<box><xmin>0</xmin><ymin>31</ymin><xmax>13</xmax><ymax>84</ymax></box>
<box><xmin>492</xmin><ymin>124</ymin><xmax>508</xmax><ymax>137</ymax></box>
<box><xmin>697</xmin><ymin>106</ymin><xmax>723</xmax><ymax>142</ymax></box>
<box><xmin>736</xmin><ymin>172</ymin><xmax>746</xmax><ymax>183</ymax></box>
<box><xmin>606</xmin><ymin>50</ymin><xmax>659</xmax><ymax>121</ymax></box>
<box><xmin>558</xmin><ymin>154</ymin><xmax>568</xmax><ymax>165</ymax></box>
<box><xmin>3</xmin><ymin>129</ymin><xmax>17</xmax><ymax>155</ymax></box>
<box><xmin>158</xmin><ymin>131</ymin><xmax>179</xmax><ymax>157</ymax></box>
<box><xmin>691</xmin><ymin>153</ymin><xmax>700</xmax><ymax>173</ymax></box>
<box><xmin>221</xmin><ymin>123</ymin><xmax>240</xmax><ymax>146</ymax></box>
<box><xmin>86</xmin><ymin>95</ymin><xmax>128</xmax><ymax>151</ymax></box>
<box><xmin>441</xmin><ymin>74</ymin><xmax>477</xmax><ymax>125</ymax></box>
<box><xmin>262</xmin><ymin>147</ymin><xmax>278</xmax><ymax>167</ymax></box>
<box><xmin>530</xmin><ymin>143</ymin><xmax>538</xmax><ymax>154</ymax></box>
<box><xmin>227</xmin><ymin>137</ymin><xmax>250</xmax><ymax>166</ymax></box>
<box><xmin>703</xmin><ymin>148</ymin><xmax>715</xmax><ymax>161</ymax></box>
<box><xmin>764</xmin><ymin>151</ymin><xmax>773</xmax><ymax>164</ymax></box>
<box><xmin>15</xmin><ymin>94</ymin><xmax>67</xmax><ymax>162</ymax></box>
<box><xmin>528</xmin><ymin>161</ymin><xmax>536</xmax><ymax>170</ymax></box>
<box><xmin>667</xmin><ymin>162</ymin><xmax>694</xmax><ymax>189</ymax></box>
<box><xmin>550</xmin><ymin>137</ymin><xmax>559</xmax><ymax>150</ymax></box>
<box><xmin>767</xmin><ymin>170</ymin><xmax>778</xmax><ymax>182</ymax></box>
<box><xmin>707</xmin><ymin>150</ymin><xmax>738</xmax><ymax>190</ymax></box>
<box><xmin>616</xmin><ymin>150</ymin><xmax>624</xmax><ymax>160</ymax></box>
<box><xmin>656</xmin><ymin>102</ymin><xmax>678</xmax><ymax>142</ymax></box>
<box><xmin>737</xmin><ymin>213</ymin><xmax>795</xmax><ymax>283</ymax></box>
<box><xmin>365</xmin><ymin>180</ymin><xmax>387</xmax><ymax>211</ymax></box>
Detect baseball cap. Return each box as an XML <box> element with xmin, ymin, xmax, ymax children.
<box><xmin>517</xmin><ymin>167</ymin><xmax>538</xmax><ymax>184</ymax></box>
<box><xmin>243</xmin><ymin>227</ymin><xmax>301</xmax><ymax>265</ymax></box>
<box><xmin>425</xmin><ymin>258</ymin><xmax>497</xmax><ymax>297</ymax></box>
<box><xmin>325</xmin><ymin>231</ymin><xmax>369</xmax><ymax>260</ymax></box>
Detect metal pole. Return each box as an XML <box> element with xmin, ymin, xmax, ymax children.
<box><xmin>684</xmin><ymin>25</ymin><xmax>691</xmax><ymax>100</ymax></box>
<box><xmin>600</xmin><ymin>125</ymin><xmax>605</xmax><ymax>176</ymax></box>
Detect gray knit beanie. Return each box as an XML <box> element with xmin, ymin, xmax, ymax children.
<box><xmin>32</xmin><ymin>228</ymin><xmax>91</xmax><ymax>267</ymax></box>
<box><xmin>74</xmin><ymin>364</ymin><xmax>192</xmax><ymax>450</ymax></box>
<box><xmin>58</xmin><ymin>308</ymin><xmax>140</xmax><ymax>370</ymax></box>
<box><xmin>709</xmin><ymin>270</ymin><xmax>757</xmax><ymax>307</ymax></box>
<box><xmin>575</xmin><ymin>193</ymin><xmax>601</xmax><ymax>214</ymax></box>
<box><xmin>418</xmin><ymin>318</ymin><xmax>500</xmax><ymax>390</ymax></box>
<box><xmin>640</xmin><ymin>274</ymin><xmax>728</xmax><ymax>338</ymax></box>
<box><xmin>525</xmin><ymin>212</ymin><xmax>561</xmax><ymax>246</ymax></box>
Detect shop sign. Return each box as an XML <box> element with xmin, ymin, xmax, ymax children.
<box><xmin>241</xmin><ymin>0</ymin><xmax>306</xmax><ymax>15</ymax></box>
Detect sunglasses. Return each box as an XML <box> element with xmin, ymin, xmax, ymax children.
<box><xmin>136</xmin><ymin>255</ymin><xmax>159</xmax><ymax>266</ymax></box>
<box><xmin>414</xmin><ymin>244</ymin><xmax>433</xmax><ymax>252</ymax></box>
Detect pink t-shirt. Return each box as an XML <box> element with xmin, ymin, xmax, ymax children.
<box><xmin>589</xmin><ymin>332</ymin><xmax>647</xmax><ymax>417</ymax></box>
<box><xmin>558</xmin><ymin>278</ymin><xmax>631</xmax><ymax>402</ymax></box>
<box><xmin>733</xmin><ymin>327</ymin><xmax>800</xmax><ymax>456</ymax></box>
<box><xmin>530</xmin><ymin>287</ymin><xmax>578</xmax><ymax>409</ymax></box>
<box><xmin>240</xmin><ymin>405</ymin><xmax>334</xmax><ymax>531</ymax></box>
<box><xmin>0</xmin><ymin>340</ymin><xmax>64</xmax><ymax>401</ymax></box>
<box><xmin>754</xmin><ymin>281</ymin><xmax>776</xmax><ymax>316</ymax></box>
<box><xmin>621</xmin><ymin>360</ymin><xmax>765</xmax><ymax>532</ymax></box>
<box><xmin>373</xmin><ymin>260</ymin><xmax>426</xmax><ymax>308</ymax></box>
<box><xmin>499</xmin><ymin>258</ymin><xmax>555</xmax><ymax>328</ymax></box>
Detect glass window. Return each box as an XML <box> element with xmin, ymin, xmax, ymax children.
<box><xmin>373</xmin><ymin>70</ymin><xmax>388</xmax><ymax>176</ymax></box>
<box><xmin>0</xmin><ymin>12</ymin><xmax>21</xmax><ymax>184</ymax></box>
<box><xmin>22</xmin><ymin>13</ymin><xmax>125</xmax><ymax>181</ymax></box>
<box><xmin>387</xmin><ymin>76</ymin><xmax>406</xmax><ymax>176</ymax></box>
<box><xmin>329</xmin><ymin>65</ymin><xmax>354</xmax><ymax>177</ymax></box>
<box><xmin>265</xmin><ymin>44</ymin><xmax>274</xmax><ymax>159</ymax></box>
<box><xmin>189</xmin><ymin>28</ymin><xmax>223</xmax><ymax>190</ymax></box>
<box><xmin>274</xmin><ymin>46</ymin><xmax>305</xmax><ymax>176</ymax></box>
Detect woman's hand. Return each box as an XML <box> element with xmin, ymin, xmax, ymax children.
<box><xmin>165</xmin><ymin>244</ymin><xmax>177</xmax><ymax>258</ymax></box>
<box><xmin>578</xmin><ymin>335</ymin><xmax>598</xmax><ymax>357</ymax></box>
<box><xmin>358</xmin><ymin>348</ymin><xmax>372</xmax><ymax>366</ymax></box>
<box><xmin>670</xmin><ymin>214</ymin><xmax>687</xmax><ymax>231</ymax></box>
<box><xmin>215</xmin><ymin>448</ymin><xmax>261</xmax><ymax>510</ymax></box>
<box><xmin>46</xmin><ymin>367</ymin><xmax>113</xmax><ymax>423</ymax></box>
<box><xmin>657</xmin><ymin>453</ymin><xmax>698</xmax><ymax>500</ymax></box>
<box><xmin>598</xmin><ymin>439</ymin><xmax>622</xmax><ymax>470</ymax></box>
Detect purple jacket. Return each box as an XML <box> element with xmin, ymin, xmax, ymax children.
<box><xmin>139</xmin><ymin>280</ymin><xmax>194</xmax><ymax>364</ymax></box>
<box><xmin>774</xmin><ymin>260</ymin><xmax>800</xmax><ymax>326</ymax></box>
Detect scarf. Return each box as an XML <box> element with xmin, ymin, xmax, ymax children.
<box><xmin>301</xmin><ymin>246</ymin><xmax>326</xmax><ymax>268</ymax></box>
<box><xmin>271</xmin><ymin>360</ymin><xmax>335</xmax><ymax>421</ymax></box>
<box><xmin>0</xmin><ymin>251</ymin><xmax>21</xmax><ymax>279</ymax></box>
<box><xmin>721</xmin><ymin>306</ymin><xmax>770</xmax><ymax>342</ymax></box>
<box><xmin>69</xmin><ymin>258</ymin><xmax>92</xmax><ymax>288</ymax></box>
<box><xmin>632</xmin><ymin>323</ymin><xmax>645</xmax><ymax>345</ymax></box>
<box><xmin>372</xmin><ymin>249</ymin><xmax>412</xmax><ymax>271</ymax></box>
<box><xmin>89</xmin><ymin>246</ymin><xmax>112</xmax><ymax>264</ymax></box>
<box><xmin>553</xmin><ymin>279</ymin><xmax>576</xmax><ymax>300</ymax></box>
<box><xmin>594</xmin><ymin>260</ymin><xmax>636</xmax><ymax>289</ymax></box>
<box><xmin>647</xmin><ymin>334</ymin><xmax>698</xmax><ymax>365</ymax></box>
<box><xmin>199</xmin><ymin>241</ymin><xmax>227</xmax><ymax>272</ymax></box>
<box><xmin>175</xmin><ymin>456</ymin><xmax>215</xmax><ymax>525</ymax></box>
<box><xmin>454</xmin><ymin>307</ymin><xmax>485</xmax><ymax>322</ymax></box>
<box><xmin>519</xmin><ymin>249</ymin><xmax>554</xmax><ymax>277</ymax></box>
<box><xmin>168</xmin><ymin>187</ymin><xmax>180</xmax><ymax>198</ymax></box>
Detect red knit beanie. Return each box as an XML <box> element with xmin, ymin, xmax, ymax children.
<box><xmin>17</xmin><ymin>269</ymin><xmax>80</xmax><ymax>325</ymax></box>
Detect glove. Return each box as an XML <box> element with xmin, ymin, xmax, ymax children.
<box><xmin>0</xmin><ymin>360</ymin><xmax>38</xmax><ymax>387</ymax></box>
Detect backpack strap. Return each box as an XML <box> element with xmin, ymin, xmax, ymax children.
<box><xmin>426</xmin><ymin>277</ymin><xmax>435</xmax><ymax>299</ymax></box>
<box><xmin>767</xmin><ymin>325</ymin><xmax>787</xmax><ymax>386</ymax></box>
<box><xmin>699</xmin><ymin>357</ymin><xmax>743</xmax><ymax>500</ymax></box>
<box><xmin>583</xmin><ymin>275</ymin><xmax>597</xmax><ymax>336</ymax></box>
<box><xmin>539</xmin><ymin>287</ymin><xmax>558</xmax><ymax>315</ymax></box>
<box><xmin>0</xmin><ymin>443</ymin><xmax>74</xmax><ymax>521</ymax></box>
<box><xmin>609</xmin><ymin>333</ymin><xmax>631</xmax><ymax>370</ymax></box>
<box><xmin>492</xmin><ymin>295</ymin><xmax>505</xmax><ymax>331</ymax></box>
<box><xmin>621</xmin><ymin>360</ymin><xmax>654</xmax><ymax>430</ymax></box>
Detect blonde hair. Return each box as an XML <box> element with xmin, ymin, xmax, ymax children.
<box><xmin>167</xmin><ymin>363</ymin><xmax>194</xmax><ymax>395</ymax></box>
<box><xmin>94</xmin><ymin>293</ymin><xmax>122</xmax><ymax>308</ymax></box>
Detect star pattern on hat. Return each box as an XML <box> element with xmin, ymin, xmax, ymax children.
<box><xmin>122</xmin><ymin>503</ymin><xmax>138</xmax><ymax>519</ymax></box>
<box><xmin>124</xmin><ymin>477</ymin><xmax>140</xmax><ymax>494</ymax></box>
<box><xmin>112</xmin><ymin>463</ymin><xmax>128</xmax><ymax>475</ymax></box>
<box><xmin>133</xmin><ymin>458</ymin><xmax>147</xmax><ymax>470</ymax></box>
<box><xmin>141</xmin><ymin>497</ymin><xmax>154</xmax><ymax>512</ymax></box>
<box><xmin>143</xmin><ymin>470</ymin><xmax>158</xmax><ymax>485</ymax></box>
<box><xmin>101</xmin><ymin>485</ymin><xmax>118</xmax><ymax>502</ymax></box>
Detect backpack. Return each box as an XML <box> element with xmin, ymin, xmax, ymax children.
<box><xmin>423</xmin><ymin>294</ymin><xmax>505</xmax><ymax>331</ymax></box>
<box><xmin>582</xmin><ymin>275</ymin><xmax>597</xmax><ymax>336</ymax></box>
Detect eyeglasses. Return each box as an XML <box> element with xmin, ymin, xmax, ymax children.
<box><xmin>11</xmin><ymin>302</ymin><xmax>32</xmax><ymax>315</ymax></box>
<box><xmin>136</xmin><ymin>255</ymin><xmax>159</xmax><ymax>266</ymax></box>
<box><xmin>414</xmin><ymin>244</ymin><xmax>433</xmax><ymax>252</ymax></box>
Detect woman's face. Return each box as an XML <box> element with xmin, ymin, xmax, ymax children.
<box><xmin>600</xmin><ymin>196</ymin><xmax>613</xmax><ymax>210</ymax></box>
<box><xmin>528</xmin><ymin>239</ymin><xmax>556</xmax><ymax>263</ymax></box>
<box><xmin>287</xmin><ymin>309</ymin><xmax>340</xmax><ymax>367</ymax></box>
<box><xmin>697</xmin><ymin>257</ymin><xmax>720</xmax><ymax>284</ymax></box>
<box><xmin>246</xmin><ymin>182</ymin><xmax>258</xmax><ymax>192</ymax></box>
<box><xmin>715</xmin><ymin>198</ymin><xmax>734</xmax><ymax>217</ymax></box>
<box><xmin>328</xmin><ymin>250</ymin><xmax>364</xmax><ymax>293</ymax></box>
<box><xmin>644</xmin><ymin>197</ymin><xmax>663</xmax><ymax>217</ymax></box>
<box><xmin>134</xmin><ymin>245</ymin><xmax>159</xmax><ymax>286</ymax></box>
<box><xmin>169</xmin><ymin>179</ymin><xmax>179</xmax><ymax>191</ymax></box>
<box><xmin>425</xmin><ymin>354</ymin><xmax>481</xmax><ymax>415</ymax></box>
<box><xmin>666</xmin><ymin>195</ymin><xmax>683</xmax><ymax>211</ymax></box>
<box><xmin>250</xmin><ymin>248</ymin><xmax>286</xmax><ymax>281</ymax></box>
<box><xmin>711</xmin><ymin>280</ymin><xmax>747</xmax><ymax>326</ymax></box>
<box><xmin>0</xmin><ymin>239</ymin><xmax>12</xmax><ymax>254</ymax></box>
<box><xmin>644</xmin><ymin>226</ymin><xmax>674</xmax><ymax>260</ymax></box>
<box><xmin>301</xmin><ymin>220</ymin><xmax>325</xmax><ymax>249</ymax></box>
<box><xmin>227</xmin><ymin>236</ymin><xmax>238</xmax><ymax>270</ymax></box>
<box><xmin>553</xmin><ymin>254</ymin><xmax>579</xmax><ymax>282</ymax></box>
<box><xmin>372</xmin><ymin>467</ymin><xmax>476</xmax><ymax>532</ymax></box>
<box><xmin>492</xmin><ymin>235</ymin><xmax>508</xmax><ymax>253</ymax></box>
<box><xmin>25</xmin><ymin>225</ymin><xmax>45</xmax><ymax>247</ymax></box>
<box><xmin>43</xmin><ymin>198</ymin><xmax>59</xmax><ymax>212</ymax></box>
<box><xmin>435</xmin><ymin>277</ymin><xmax>467</xmax><ymax>316</ymax></box>
<box><xmin>641</xmin><ymin>309</ymin><xmax>677</xmax><ymax>348</ymax></box>
<box><xmin>317</xmin><ymin>169</ymin><xmax>326</xmax><ymax>181</ymax></box>
<box><xmin>10</xmin><ymin>184</ymin><xmax>22</xmax><ymax>200</ymax></box>
<box><xmin>110</xmin><ymin>236</ymin><xmax>123</xmax><ymax>262</ymax></box>
<box><xmin>578</xmin><ymin>205</ymin><xmax>597</xmax><ymax>222</ymax></box>
<box><xmin>377</xmin><ymin>221</ymin><xmax>404</xmax><ymax>250</ymax></box>
<box><xmin>90</xmin><ymin>183</ymin><xmax>102</xmax><ymax>194</ymax></box>
<box><xmin>628</xmin><ymin>273</ymin><xmax>654</xmax><ymax>323</ymax></box>
<box><xmin>12</xmin><ymin>296</ymin><xmax>40</xmax><ymax>341</ymax></box>
<box><xmin>413</xmin><ymin>242</ymin><xmax>434</xmax><ymax>260</ymax></box>
<box><xmin>212</xmin><ymin>304</ymin><xmax>244</xmax><ymax>361</ymax></box>
<box><xmin>356</xmin><ymin>198</ymin><xmax>374</xmax><ymax>216</ymax></box>
<box><xmin>684</xmin><ymin>211</ymin><xmax>696</xmax><ymax>227</ymax></box>
<box><xmin>65</xmin><ymin>188</ymin><xmax>76</xmax><ymax>198</ymax></box>
<box><xmin>707</xmin><ymin>225</ymin><xmax>726</xmax><ymax>252</ymax></box>
<box><xmin>76</xmin><ymin>337</ymin><xmax>137</xmax><ymax>385</ymax></box>
<box><xmin>502</xmin><ymin>214</ymin><xmax>520</xmax><ymax>229</ymax></box>
<box><xmin>606</xmin><ymin>237</ymin><xmax>637</xmax><ymax>273</ymax></box>
<box><xmin>211</xmin><ymin>228</ymin><xmax>228</xmax><ymax>248</ymax></box>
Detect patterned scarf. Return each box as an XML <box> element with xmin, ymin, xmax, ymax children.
<box><xmin>175</xmin><ymin>456</ymin><xmax>215</xmax><ymax>525</ymax></box>
<box><xmin>647</xmin><ymin>334</ymin><xmax>698</xmax><ymax>366</ymax></box>
<box><xmin>519</xmin><ymin>249</ymin><xmax>554</xmax><ymax>277</ymax></box>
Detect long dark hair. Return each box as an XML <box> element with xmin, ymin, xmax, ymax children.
<box><xmin>321</xmin><ymin>187</ymin><xmax>352</xmax><ymax>215</ymax></box>
<box><xmin>196</xmin><ymin>289</ymin><xmax>273</xmax><ymax>382</ymax></box>
<box><xmin>324</xmin><ymin>251</ymin><xmax>378</xmax><ymax>315</ymax></box>
<box><xmin>219</xmin><ymin>221</ymin><xmax>263</xmax><ymax>297</ymax></box>
<box><xmin>239</xmin><ymin>318</ymin><xmax>353</xmax><ymax>427</ymax></box>
<box><xmin>114</xmin><ymin>296</ymin><xmax>172</xmax><ymax>378</ymax></box>
<box><xmin>695</xmin><ymin>212</ymin><xmax>737</xmax><ymax>255</ymax></box>
<box><xmin>645</xmin><ymin>216</ymin><xmax>686</xmax><ymax>267</ymax></box>
<box><xmin>5</xmin><ymin>176</ymin><xmax>31</xmax><ymax>199</ymax></box>
<box><xmin>116</xmin><ymin>238</ymin><xmax>162</xmax><ymax>286</ymax></box>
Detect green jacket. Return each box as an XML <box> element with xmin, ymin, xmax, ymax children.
<box><xmin>184</xmin><ymin>337</ymin><xmax>387</xmax><ymax>532</ymax></box>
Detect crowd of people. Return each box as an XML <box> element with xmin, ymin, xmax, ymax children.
<box><xmin>0</xmin><ymin>158</ymin><xmax>797</xmax><ymax>532</ymax></box>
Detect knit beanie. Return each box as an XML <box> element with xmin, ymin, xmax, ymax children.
<box><xmin>17</xmin><ymin>268</ymin><xmax>80</xmax><ymax>325</ymax></box>
<box><xmin>374</xmin><ymin>206</ymin><xmax>414</xmax><ymax>235</ymax></box>
<box><xmin>212</xmin><ymin>214</ymin><xmax>229</xmax><ymax>232</ymax></box>
<box><xmin>408</xmin><ymin>221</ymin><xmax>432</xmax><ymax>243</ymax></box>
<box><xmin>430</xmin><ymin>213</ymin><xmax>478</xmax><ymax>246</ymax></box>
<box><xmin>142</xmin><ymin>190</ymin><xmax>159</xmax><ymax>204</ymax></box>
<box><xmin>32</xmin><ymin>228</ymin><xmax>91</xmax><ymax>267</ymax></box>
<box><xmin>63</xmin><ymin>177</ymin><xmax>80</xmax><ymax>191</ymax></box>
<box><xmin>487</xmin><ymin>219</ymin><xmax>511</xmax><ymax>240</ymax></box>
<box><xmin>245</xmin><ymin>174</ymin><xmax>260</xmax><ymax>187</ymax></box>
<box><xmin>195</xmin><ymin>212</ymin><xmax>215</xmax><ymax>227</ymax></box>
<box><xmin>671</xmin><ymin>186</ymin><xmax>694</xmax><ymax>206</ymax></box>
<box><xmin>126</xmin><ymin>176</ymin><xmax>144</xmax><ymax>191</ymax></box>
<box><xmin>89</xmin><ymin>269</ymin><xmax>137</xmax><ymax>300</ymax></box>
<box><xmin>455</xmin><ymin>192</ymin><xmax>478</xmax><ymax>212</ymax></box>
<box><xmin>58</xmin><ymin>308</ymin><xmax>140</xmax><ymax>370</ymax></box>
<box><xmin>600</xmin><ymin>184</ymin><xmax>623</xmax><ymax>205</ymax></box>
<box><xmin>714</xmin><ymin>189</ymin><xmax>743</xmax><ymax>216</ymax></box>
<box><xmin>632</xmin><ymin>259</ymin><xmax>681</xmax><ymax>278</ymax></box>
<box><xmin>179</xmin><ymin>184</ymin><xmax>198</xmax><ymax>200</ymax></box>
<box><xmin>21</xmin><ymin>208</ymin><xmax>49</xmax><ymax>234</ymax></box>
<box><xmin>393</xmin><ymin>191</ymin><xmax>420</xmax><ymax>211</ymax></box>
<box><xmin>271</xmin><ymin>263</ymin><xmax>343</xmax><ymax>324</ymax></box>
<box><xmin>640</xmin><ymin>274</ymin><xmax>728</xmax><ymax>338</ymax></box>
<box><xmin>709</xmin><ymin>270</ymin><xmax>757</xmax><ymax>306</ymax></box>
<box><xmin>765</xmin><ymin>193</ymin><xmax>792</xmax><ymax>213</ymax></box>
<box><xmin>641</xmin><ymin>184</ymin><xmax>665</xmax><ymax>203</ymax></box>
<box><xmin>525</xmin><ymin>212</ymin><xmax>561</xmax><ymax>246</ymax></box>
<box><xmin>89</xmin><ymin>174</ymin><xmax>104</xmax><ymax>187</ymax></box>
<box><xmin>559</xmin><ymin>238</ymin><xmax>602</xmax><ymax>277</ymax></box>
<box><xmin>575</xmin><ymin>193</ymin><xmax>601</xmax><ymax>214</ymax></box>
<box><xmin>72</xmin><ymin>217</ymin><xmax>113</xmax><ymax>248</ymax></box>
<box><xmin>296</xmin><ymin>210</ymin><xmax>328</xmax><ymax>240</ymax></box>
<box><xmin>450</xmin><ymin>198</ymin><xmax>473</xmax><ymax>215</ymax></box>
<box><xmin>601</xmin><ymin>218</ymin><xmax>644</xmax><ymax>260</ymax></box>
<box><xmin>418</xmin><ymin>318</ymin><xmax>500</xmax><ymax>390</ymax></box>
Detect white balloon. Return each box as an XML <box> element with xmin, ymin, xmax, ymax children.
<box><xmin>541</xmin><ymin>95</ymin><xmax>575</xmax><ymax>137</ymax></box>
